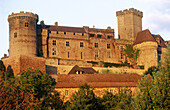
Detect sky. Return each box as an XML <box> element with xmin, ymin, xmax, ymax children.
<box><xmin>0</xmin><ymin>0</ymin><xmax>170</xmax><ymax>59</ymax></box>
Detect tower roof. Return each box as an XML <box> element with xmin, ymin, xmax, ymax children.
<box><xmin>134</xmin><ymin>29</ymin><xmax>167</xmax><ymax>48</ymax></box>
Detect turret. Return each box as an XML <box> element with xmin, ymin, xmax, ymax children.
<box><xmin>116</xmin><ymin>8</ymin><xmax>143</xmax><ymax>41</ymax></box>
<box><xmin>8</xmin><ymin>11</ymin><xmax>38</xmax><ymax>57</ymax></box>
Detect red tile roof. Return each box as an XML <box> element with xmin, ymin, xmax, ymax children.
<box><xmin>50</xmin><ymin>74</ymin><xmax>148</xmax><ymax>88</ymax></box>
<box><xmin>134</xmin><ymin>29</ymin><xmax>156</xmax><ymax>45</ymax></box>
<box><xmin>134</xmin><ymin>29</ymin><xmax>167</xmax><ymax>48</ymax></box>
<box><xmin>48</xmin><ymin>26</ymin><xmax>86</xmax><ymax>33</ymax></box>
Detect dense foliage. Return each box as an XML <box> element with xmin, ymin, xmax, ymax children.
<box><xmin>0</xmin><ymin>69</ymin><xmax>63</xmax><ymax>110</ymax></box>
<box><xmin>0</xmin><ymin>47</ymin><xmax>169</xmax><ymax>109</ymax></box>
<box><xmin>123</xmin><ymin>45</ymin><xmax>140</xmax><ymax>67</ymax></box>
<box><xmin>133</xmin><ymin>47</ymin><xmax>170</xmax><ymax>110</ymax></box>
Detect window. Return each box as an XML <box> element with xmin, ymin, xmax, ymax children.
<box><xmin>107</xmin><ymin>36</ymin><xmax>112</xmax><ymax>39</ymax></box>
<box><xmin>81</xmin><ymin>52</ymin><xmax>83</xmax><ymax>59</ymax></box>
<box><xmin>82</xmin><ymin>33</ymin><xmax>84</xmax><ymax>36</ymax></box>
<box><xmin>80</xmin><ymin>42</ymin><xmax>83</xmax><ymax>47</ymax></box>
<box><xmin>52</xmin><ymin>40</ymin><xmax>56</xmax><ymax>45</ymax></box>
<box><xmin>90</xmin><ymin>34</ymin><xmax>95</xmax><ymax>37</ymax></box>
<box><xmin>107</xmin><ymin>44</ymin><xmax>110</xmax><ymax>49</ymax></box>
<box><xmin>68</xmin><ymin>52</ymin><xmax>69</xmax><ymax>58</ymax></box>
<box><xmin>120</xmin><ymin>53</ymin><xmax>123</xmax><ymax>59</ymax></box>
<box><xmin>56</xmin><ymin>31</ymin><xmax>58</xmax><ymax>34</ymax></box>
<box><xmin>120</xmin><ymin>46</ymin><xmax>123</xmax><ymax>51</ymax></box>
<box><xmin>52</xmin><ymin>48</ymin><xmax>56</xmax><ymax>55</ymax></box>
<box><xmin>110</xmin><ymin>89</ymin><xmax>113</xmax><ymax>93</ymax></box>
<box><xmin>73</xmin><ymin>33</ymin><xmax>75</xmax><ymax>35</ymax></box>
<box><xmin>25</xmin><ymin>22</ymin><xmax>28</xmax><ymax>27</ymax></box>
<box><xmin>66</xmin><ymin>41</ymin><xmax>69</xmax><ymax>46</ymax></box>
<box><xmin>14</xmin><ymin>32</ymin><xmax>17</xmax><ymax>38</ymax></box>
<box><xmin>107</xmin><ymin>51</ymin><xmax>111</xmax><ymax>58</ymax></box>
<box><xmin>95</xmin><ymin>50</ymin><xmax>98</xmax><ymax>58</ymax></box>
<box><xmin>64</xmin><ymin>32</ymin><xmax>66</xmax><ymax>35</ymax></box>
<box><xmin>95</xmin><ymin>43</ymin><xmax>98</xmax><ymax>48</ymax></box>
<box><xmin>97</xmin><ymin>34</ymin><xmax>102</xmax><ymax>38</ymax></box>
<box><xmin>65</xmin><ymin>90</ymin><xmax>68</xmax><ymax>95</ymax></box>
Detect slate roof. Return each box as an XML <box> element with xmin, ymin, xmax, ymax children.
<box><xmin>49</xmin><ymin>74</ymin><xmax>152</xmax><ymax>88</ymax></box>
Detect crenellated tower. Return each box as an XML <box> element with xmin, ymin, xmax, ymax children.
<box><xmin>8</xmin><ymin>11</ymin><xmax>38</xmax><ymax>57</ymax></box>
<box><xmin>116</xmin><ymin>8</ymin><xmax>143</xmax><ymax>41</ymax></box>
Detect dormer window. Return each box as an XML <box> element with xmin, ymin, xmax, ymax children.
<box><xmin>97</xmin><ymin>34</ymin><xmax>102</xmax><ymax>38</ymax></box>
<box><xmin>25</xmin><ymin>22</ymin><xmax>28</xmax><ymax>27</ymax></box>
<box><xmin>90</xmin><ymin>34</ymin><xmax>95</xmax><ymax>37</ymax></box>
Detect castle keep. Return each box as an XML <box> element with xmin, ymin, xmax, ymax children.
<box><xmin>2</xmin><ymin>8</ymin><xmax>168</xmax><ymax>76</ymax></box>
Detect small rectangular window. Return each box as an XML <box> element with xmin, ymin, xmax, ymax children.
<box><xmin>52</xmin><ymin>40</ymin><xmax>56</xmax><ymax>45</ymax></box>
<box><xmin>80</xmin><ymin>42</ymin><xmax>83</xmax><ymax>47</ymax></box>
<box><xmin>56</xmin><ymin>31</ymin><xmax>59</xmax><ymax>34</ymax></box>
<box><xmin>97</xmin><ymin>34</ymin><xmax>102</xmax><ymax>38</ymax></box>
<box><xmin>73</xmin><ymin>33</ymin><xmax>75</xmax><ymax>35</ymax></box>
<box><xmin>82</xmin><ymin>33</ymin><xmax>84</xmax><ymax>36</ymax></box>
<box><xmin>68</xmin><ymin>52</ymin><xmax>69</xmax><ymax>58</ymax></box>
<box><xmin>95</xmin><ymin>50</ymin><xmax>98</xmax><ymax>58</ymax></box>
<box><xmin>25</xmin><ymin>22</ymin><xmax>28</xmax><ymax>27</ymax></box>
<box><xmin>65</xmin><ymin>90</ymin><xmax>68</xmax><ymax>95</ymax></box>
<box><xmin>107</xmin><ymin>44</ymin><xmax>110</xmax><ymax>49</ymax></box>
<box><xmin>52</xmin><ymin>48</ymin><xmax>56</xmax><ymax>55</ymax></box>
<box><xmin>107</xmin><ymin>51</ymin><xmax>111</xmax><ymax>58</ymax></box>
<box><xmin>66</xmin><ymin>41</ymin><xmax>69</xmax><ymax>46</ymax></box>
<box><xmin>120</xmin><ymin>53</ymin><xmax>123</xmax><ymax>59</ymax></box>
<box><xmin>110</xmin><ymin>89</ymin><xmax>113</xmax><ymax>93</ymax></box>
<box><xmin>81</xmin><ymin>52</ymin><xmax>83</xmax><ymax>59</ymax></box>
<box><xmin>64</xmin><ymin>32</ymin><xmax>66</xmax><ymax>35</ymax></box>
<box><xmin>95</xmin><ymin>43</ymin><xmax>98</xmax><ymax>48</ymax></box>
<box><xmin>90</xmin><ymin>34</ymin><xmax>95</xmax><ymax>37</ymax></box>
<box><xmin>120</xmin><ymin>46</ymin><xmax>123</xmax><ymax>51</ymax></box>
<box><xmin>14</xmin><ymin>32</ymin><xmax>17</xmax><ymax>38</ymax></box>
<box><xmin>107</xmin><ymin>36</ymin><xmax>112</xmax><ymax>39</ymax></box>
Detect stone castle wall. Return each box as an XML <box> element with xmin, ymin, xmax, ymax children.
<box><xmin>8</xmin><ymin>12</ymin><xmax>38</xmax><ymax>57</ymax></box>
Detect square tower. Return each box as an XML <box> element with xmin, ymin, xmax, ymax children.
<box><xmin>116</xmin><ymin>8</ymin><xmax>143</xmax><ymax>41</ymax></box>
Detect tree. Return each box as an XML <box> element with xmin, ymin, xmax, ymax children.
<box><xmin>19</xmin><ymin>69</ymin><xmax>63</xmax><ymax>109</ymax></box>
<box><xmin>123</xmin><ymin>45</ymin><xmax>140</xmax><ymax>68</ymax></box>
<box><xmin>0</xmin><ymin>60</ymin><xmax>6</xmax><ymax>72</ymax></box>
<box><xmin>67</xmin><ymin>83</ymin><xmax>102</xmax><ymax>110</ymax></box>
<box><xmin>102</xmin><ymin>91</ymin><xmax>118</xmax><ymax>109</ymax></box>
<box><xmin>0</xmin><ymin>69</ymin><xmax>63</xmax><ymax>110</ymax></box>
<box><xmin>102</xmin><ymin>88</ymin><xmax>133</xmax><ymax>110</ymax></box>
<box><xmin>133</xmin><ymin>47</ymin><xmax>170</xmax><ymax>109</ymax></box>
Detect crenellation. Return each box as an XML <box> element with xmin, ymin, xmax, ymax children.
<box><xmin>3</xmin><ymin>7</ymin><xmax>168</xmax><ymax>76</ymax></box>
<box><xmin>116</xmin><ymin>8</ymin><xmax>143</xmax><ymax>17</ymax></box>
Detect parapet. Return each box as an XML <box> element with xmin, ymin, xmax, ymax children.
<box><xmin>8</xmin><ymin>11</ymin><xmax>38</xmax><ymax>22</ymax></box>
<box><xmin>116</xmin><ymin>8</ymin><xmax>143</xmax><ymax>18</ymax></box>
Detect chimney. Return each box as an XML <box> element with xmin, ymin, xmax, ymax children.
<box><xmin>55</xmin><ymin>22</ymin><xmax>58</xmax><ymax>26</ymax></box>
<box><xmin>107</xmin><ymin>26</ymin><xmax>111</xmax><ymax>30</ymax></box>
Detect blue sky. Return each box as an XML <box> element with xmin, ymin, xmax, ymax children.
<box><xmin>0</xmin><ymin>0</ymin><xmax>170</xmax><ymax>58</ymax></box>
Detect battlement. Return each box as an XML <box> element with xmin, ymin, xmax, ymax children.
<box><xmin>116</xmin><ymin>8</ymin><xmax>143</xmax><ymax>17</ymax></box>
<box><xmin>8</xmin><ymin>11</ymin><xmax>38</xmax><ymax>22</ymax></box>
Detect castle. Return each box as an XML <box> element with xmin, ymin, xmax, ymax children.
<box><xmin>2</xmin><ymin>8</ymin><xmax>168</xmax><ymax>76</ymax></box>
<box><xmin>1</xmin><ymin>8</ymin><xmax>169</xmax><ymax>101</ymax></box>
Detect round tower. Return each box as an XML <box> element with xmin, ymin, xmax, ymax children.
<box><xmin>8</xmin><ymin>11</ymin><xmax>38</xmax><ymax>57</ymax></box>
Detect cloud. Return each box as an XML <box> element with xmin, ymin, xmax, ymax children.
<box><xmin>140</xmin><ymin>0</ymin><xmax>170</xmax><ymax>3</ymax></box>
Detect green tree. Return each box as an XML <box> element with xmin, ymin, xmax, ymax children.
<box><xmin>0</xmin><ymin>60</ymin><xmax>6</xmax><ymax>72</ymax></box>
<box><xmin>19</xmin><ymin>69</ymin><xmax>63</xmax><ymax>109</ymax></box>
<box><xmin>0</xmin><ymin>69</ymin><xmax>63</xmax><ymax>110</ymax></box>
<box><xmin>133</xmin><ymin>47</ymin><xmax>170</xmax><ymax>110</ymax></box>
<box><xmin>67</xmin><ymin>83</ymin><xmax>102</xmax><ymax>110</ymax></box>
<box><xmin>123</xmin><ymin>45</ymin><xmax>140</xmax><ymax>68</ymax></box>
<box><xmin>102</xmin><ymin>91</ymin><xmax>118</xmax><ymax>109</ymax></box>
